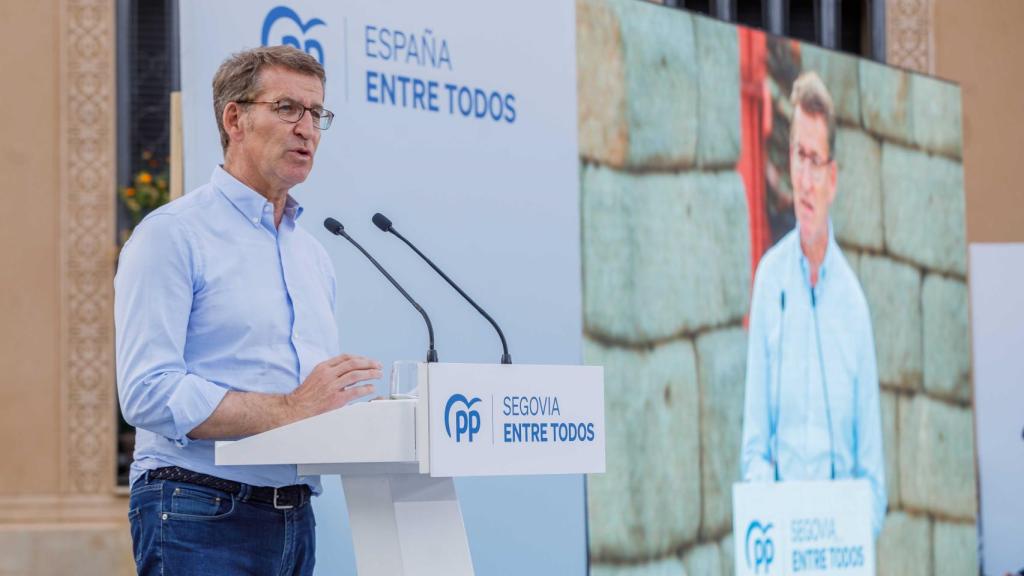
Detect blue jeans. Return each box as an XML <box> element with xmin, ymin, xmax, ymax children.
<box><xmin>128</xmin><ymin>473</ymin><xmax>316</xmax><ymax>575</ymax></box>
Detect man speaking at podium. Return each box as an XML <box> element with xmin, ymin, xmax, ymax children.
<box><xmin>115</xmin><ymin>46</ymin><xmax>381</xmax><ymax>574</ymax></box>
<box><xmin>739</xmin><ymin>71</ymin><xmax>886</xmax><ymax>536</ymax></box>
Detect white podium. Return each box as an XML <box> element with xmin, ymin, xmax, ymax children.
<box><xmin>215</xmin><ymin>362</ymin><xmax>605</xmax><ymax>576</ymax></box>
<box><xmin>732</xmin><ymin>480</ymin><xmax>875</xmax><ymax>576</ymax></box>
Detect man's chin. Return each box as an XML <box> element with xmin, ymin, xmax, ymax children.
<box><xmin>281</xmin><ymin>166</ymin><xmax>314</xmax><ymax>187</ymax></box>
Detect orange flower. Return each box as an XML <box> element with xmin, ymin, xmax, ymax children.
<box><xmin>138</xmin><ymin>172</ymin><xmax>152</xmax><ymax>184</ymax></box>
<box><xmin>125</xmin><ymin>187</ymin><xmax>136</xmax><ymax>197</ymax></box>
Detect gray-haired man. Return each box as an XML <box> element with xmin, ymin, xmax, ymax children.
<box><xmin>740</xmin><ymin>71</ymin><xmax>887</xmax><ymax>536</ymax></box>
<box><xmin>116</xmin><ymin>46</ymin><xmax>380</xmax><ymax>574</ymax></box>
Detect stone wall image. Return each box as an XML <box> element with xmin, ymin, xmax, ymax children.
<box><xmin>578</xmin><ymin>1</ymin><xmax>976</xmax><ymax>574</ymax></box>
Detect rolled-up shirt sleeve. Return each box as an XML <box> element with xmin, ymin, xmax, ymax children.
<box><xmin>115</xmin><ymin>214</ymin><xmax>227</xmax><ymax>446</ymax></box>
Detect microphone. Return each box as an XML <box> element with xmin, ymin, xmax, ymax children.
<box><xmin>372</xmin><ymin>212</ymin><xmax>512</xmax><ymax>364</ymax></box>
<box><xmin>323</xmin><ymin>217</ymin><xmax>438</xmax><ymax>363</ymax></box>
<box><xmin>810</xmin><ymin>289</ymin><xmax>836</xmax><ymax>480</ymax></box>
<box><xmin>771</xmin><ymin>291</ymin><xmax>786</xmax><ymax>481</ymax></box>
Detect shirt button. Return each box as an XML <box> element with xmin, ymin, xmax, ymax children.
<box><xmin>252</xmin><ymin>217</ymin><xmax>259</xmax><ymax>224</ymax></box>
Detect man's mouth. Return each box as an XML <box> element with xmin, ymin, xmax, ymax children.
<box><xmin>289</xmin><ymin>148</ymin><xmax>312</xmax><ymax>158</ymax></box>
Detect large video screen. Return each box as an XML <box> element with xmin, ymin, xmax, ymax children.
<box><xmin>579</xmin><ymin>1</ymin><xmax>973</xmax><ymax>574</ymax></box>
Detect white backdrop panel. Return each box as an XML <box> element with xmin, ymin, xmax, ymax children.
<box><xmin>179</xmin><ymin>1</ymin><xmax>584</xmax><ymax>574</ymax></box>
<box><xmin>970</xmin><ymin>243</ymin><xmax>1024</xmax><ymax>576</ymax></box>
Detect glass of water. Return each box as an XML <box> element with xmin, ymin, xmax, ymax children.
<box><xmin>388</xmin><ymin>361</ymin><xmax>420</xmax><ymax>399</ymax></box>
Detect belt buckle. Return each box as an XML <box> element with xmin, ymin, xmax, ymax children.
<box><xmin>273</xmin><ymin>488</ymin><xmax>294</xmax><ymax>510</ymax></box>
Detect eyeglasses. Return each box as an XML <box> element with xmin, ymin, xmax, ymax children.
<box><xmin>790</xmin><ymin>145</ymin><xmax>832</xmax><ymax>185</ymax></box>
<box><xmin>236</xmin><ymin>99</ymin><xmax>335</xmax><ymax>130</ymax></box>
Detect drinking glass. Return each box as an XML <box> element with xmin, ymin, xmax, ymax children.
<box><xmin>388</xmin><ymin>361</ymin><xmax>420</xmax><ymax>399</ymax></box>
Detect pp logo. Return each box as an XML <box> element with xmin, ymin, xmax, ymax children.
<box><xmin>261</xmin><ymin>6</ymin><xmax>327</xmax><ymax>64</ymax></box>
<box><xmin>444</xmin><ymin>394</ymin><xmax>481</xmax><ymax>443</ymax></box>
<box><xmin>744</xmin><ymin>520</ymin><xmax>775</xmax><ymax>574</ymax></box>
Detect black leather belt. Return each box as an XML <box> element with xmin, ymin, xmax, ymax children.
<box><xmin>149</xmin><ymin>466</ymin><xmax>311</xmax><ymax>509</ymax></box>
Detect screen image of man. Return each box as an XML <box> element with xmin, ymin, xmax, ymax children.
<box><xmin>739</xmin><ymin>71</ymin><xmax>886</xmax><ymax>535</ymax></box>
<box><xmin>115</xmin><ymin>46</ymin><xmax>382</xmax><ymax>575</ymax></box>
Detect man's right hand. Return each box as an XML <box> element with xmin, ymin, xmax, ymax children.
<box><xmin>285</xmin><ymin>354</ymin><xmax>382</xmax><ymax>421</ymax></box>
<box><xmin>186</xmin><ymin>354</ymin><xmax>382</xmax><ymax>441</ymax></box>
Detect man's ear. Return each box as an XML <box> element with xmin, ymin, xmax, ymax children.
<box><xmin>223</xmin><ymin>102</ymin><xmax>246</xmax><ymax>146</ymax></box>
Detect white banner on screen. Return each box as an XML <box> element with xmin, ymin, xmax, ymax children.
<box><xmin>733</xmin><ymin>480</ymin><xmax>875</xmax><ymax>576</ymax></box>
<box><xmin>179</xmin><ymin>2</ymin><xmax>582</xmax><ymax>575</ymax></box>
<box><xmin>970</xmin><ymin>243</ymin><xmax>1024</xmax><ymax>576</ymax></box>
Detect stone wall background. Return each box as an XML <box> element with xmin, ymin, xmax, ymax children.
<box><xmin>578</xmin><ymin>1</ymin><xmax>976</xmax><ymax>574</ymax></box>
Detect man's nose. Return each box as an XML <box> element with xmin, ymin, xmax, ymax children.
<box><xmin>795</xmin><ymin>163</ymin><xmax>813</xmax><ymax>191</ymax></box>
<box><xmin>294</xmin><ymin>111</ymin><xmax>316</xmax><ymax>138</ymax></box>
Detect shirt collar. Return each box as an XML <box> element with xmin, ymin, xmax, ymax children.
<box><xmin>282</xmin><ymin>195</ymin><xmax>303</xmax><ymax>222</ymax></box>
<box><xmin>211</xmin><ymin>165</ymin><xmax>304</xmax><ymax>228</ymax></box>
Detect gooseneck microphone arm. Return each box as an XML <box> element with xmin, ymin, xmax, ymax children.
<box><xmin>372</xmin><ymin>212</ymin><xmax>511</xmax><ymax>364</ymax></box>
<box><xmin>772</xmin><ymin>291</ymin><xmax>786</xmax><ymax>482</ymax></box>
<box><xmin>811</xmin><ymin>289</ymin><xmax>836</xmax><ymax>480</ymax></box>
<box><xmin>323</xmin><ymin>217</ymin><xmax>438</xmax><ymax>363</ymax></box>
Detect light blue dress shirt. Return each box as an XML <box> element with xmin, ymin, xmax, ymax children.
<box><xmin>740</xmin><ymin>225</ymin><xmax>887</xmax><ymax>535</ymax></box>
<box><xmin>115</xmin><ymin>166</ymin><xmax>339</xmax><ymax>491</ymax></box>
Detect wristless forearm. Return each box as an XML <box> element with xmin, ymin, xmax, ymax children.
<box><xmin>186</xmin><ymin>390</ymin><xmax>301</xmax><ymax>440</ymax></box>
